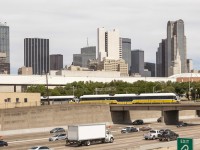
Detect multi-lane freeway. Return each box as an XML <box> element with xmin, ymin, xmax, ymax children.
<box><xmin>1</xmin><ymin>118</ymin><xmax>200</xmax><ymax>150</ymax></box>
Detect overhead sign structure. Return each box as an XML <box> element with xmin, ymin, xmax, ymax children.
<box><xmin>177</xmin><ymin>138</ymin><xmax>193</xmax><ymax>150</ymax></box>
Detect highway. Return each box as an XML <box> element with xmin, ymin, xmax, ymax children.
<box><xmin>1</xmin><ymin>118</ymin><xmax>200</xmax><ymax>150</ymax></box>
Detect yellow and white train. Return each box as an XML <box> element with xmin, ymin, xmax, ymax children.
<box><xmin>79</xmin><ymin>93</ymin><xmax>180</xmax><ymax>104</ymax></box>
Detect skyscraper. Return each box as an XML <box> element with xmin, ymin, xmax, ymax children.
<box><xmin>156</xmin><ymin>39</ymin><xmax>166</xmax><ymax>77</ymax></box>
<box><xmin>156</xmin><ymin>19</ymin><xmax>187</xmax><ymax>77</ymax></box>
<box><xmin>166</xmin><ymin>19</ymin><xmax>187</xmax><ymax>76</ymax></box>
<box><xmin>187</xmin><ymin>59</ymin><xmax>193</xmax><ymax>73</ymax></box>
<box><xmin>130</xmin><ymin>49</ymin><xmax>144</xmax><ymax>76</ymax></box>
<box><xmin>50</xmin><ymin>54</ymin><xmax>63</xmax><ymax>70</ymax></box>
<box><xmin>0</xmin><ymin>22</ymin><xmax>10</xmax><ymax>74</ymax></box>
<box><xmin>97</xmin><ymin>27</ymin><xmax>120</xmax><ymax>62</ymax></box>
<box><xmin>121</xmin><ymin>38</ymin><xmax>131</xmax><ymax>72</ymax></box>
<box><xmin>144</xmin><ymin>62</ymin><xmax>155</xmax><ymax>77</ymax></box>
<box><xmin>24</xmin><ymin>38</ymin><xmax>49</xmax><ymax>75</ymax></box>
<box><xmin>73</xmin><ymin>46</ymin><xmax>96</xmax><ymax>68</ymax></box>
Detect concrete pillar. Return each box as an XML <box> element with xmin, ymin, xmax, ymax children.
<box><xmin>196</xmin><ymin>110</ymin><xmax>200</xmax><ymax>117</ymax></box>
<box><xmin>111</xmin><ymin>111</ymin><xmax>131</xmax><ymax>124</ymax></box>
<box><xmin>159</xmin><ymin>111</ymin><xmax>164</xmax><ymax>123</ymax></box>
<box><xmin>164</xmin><ymin>110</ymin><xmax>179</xmax><ymax>125</ymax></box>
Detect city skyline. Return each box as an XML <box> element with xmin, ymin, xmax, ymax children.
<box><xmin>0</xmin><ymin>0</ymin><xmax>200</xmax><ymax>74</ymax></box>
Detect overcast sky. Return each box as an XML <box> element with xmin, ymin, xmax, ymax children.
<box><xmin>1</xmin><ymin>0</ymin><xmax>200</xmax><ymax>74</ymax></box>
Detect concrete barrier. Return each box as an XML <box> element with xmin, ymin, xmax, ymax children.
<box><xmin>0</xmin><ymin>104</ymin><xmax>197</xmax><ymax>134</ymax></box>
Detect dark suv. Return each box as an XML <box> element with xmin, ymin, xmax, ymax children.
<box><xmin>132</xmin><ymin>119</ymin><xmax>144</xmax><ymax>125</ymax></box>
<box><xmin>0</xmin><ymin>140</ymin><xmax>8</xmax><ymax>147</ymax></box>
<box><xmin>158</xmin><ymin>130</ymin><xmax>179</xmax><ymax>141</ymax></box>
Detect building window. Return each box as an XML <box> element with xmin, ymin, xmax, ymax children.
<box><xmin>24</xmin><ymin>98</ymin><xmax>28</xmax><ymax>103</ymax></box>
<box><xmin>16</xmin><ymin>98</ymin><xmax>19</xmax><ymax>103</ymax></box>
<box><xmin>7</xmin><ymin>98</ymin><xmax>11</xmax><ymax>102</ymax></box>
<box><xmin>4</xmin><ymin>99</ymin><xmax>7</xmax><ymax>102</ymax></box>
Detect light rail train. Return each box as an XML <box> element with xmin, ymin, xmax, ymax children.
<box><xmin>41</xmin><ymin>95</ymin><xmax>79</xmax><ymax>104</ymax></box>
<box><xmin>79</xmin><ymin>93</ymin><xmax>179</xmax><ymax>104</ymax></box>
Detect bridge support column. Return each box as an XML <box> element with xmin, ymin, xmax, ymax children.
<box><xmin>159</xmin><ymin>111</ymin><xmax>164</xmax><ymax>122</ymax></box>
<box><xmin>111</xmin><ymin>111</ymin><xmax>131</xmax><ymax>124</ymax></box>
<box><xmin>164</xmin><ymin>110</ymin><xmax>179</xmax><ymax>125</ymax></box>
<box><xmin>196</xmin><ymin>110</ymin><xmax>200</xmax><ymax>117</ymax></box>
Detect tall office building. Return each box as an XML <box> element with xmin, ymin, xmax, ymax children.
<box><xmin>156</xmin><ymin>39</ymin><xmax>166</xmax><ymax>77</ymax></box>
<box><xmin>98</xmin><ymin>58</ymin><xmax>128</xmax><ymax>76</ymax></box>
<box><xmin>121</xmin><ymin>38</ymin><xmax>131</xmax><ymax>72</ymax></box>
<box><xmin>50</xmin><ymin>54</ymin><xmax>63</xmax><ymax>70</ymax></box>
<box><xmin>187</xmin><ymin>59</ymin><xmax>193</xmax><ymax>73</ymax></box>
<box><xmin>0</xmin><ymin>22</ymin><xmax>10</xmax><ymax>74</ymax></box>
<box><xmin>144</xmin><ymin>62</ymin><xmax>155</xmax><ymax>77</ymax></box>
<box><xmin>156</xmin><ymin>19</ymin><xmax>187</xmax><ymax>77</ymax></box>
<box><xmin>24</xmin><ymin>38</ymin><xmax>49</xmax><ymax>75</ymax></box>
<box><xmin>73</xmin><ymin>46</ymin><xmax>96</xmax><ymax>68</ymax></box>
<box><xmin>130</xmin><ymin>49</ymin><xmax>144</xmax><ymax>76</ymax></box>
<box><xmin>97</xmin><ymin>27</ymin><xmax>120</xmax><ymax>62</ymax></box>
<box><xmin>166</xmin><ymin>19</ymin><xmax>187</xmax><ymax>76</ymax></box>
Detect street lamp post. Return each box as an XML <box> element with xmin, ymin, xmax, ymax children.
<box><xmin>153</xmin><ymin>83</ymin><xmax>160</xmax><ymax>93</ymax></box>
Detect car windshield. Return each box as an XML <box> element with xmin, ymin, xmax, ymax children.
<box><xmin>163</xmin><ymin>131</ymin><xmax>170</xmax><ymax>134</ymax></box>
<box><xmin>51</xmin><ymin>128</ymin><xmax>58</xmax><ymax>131</ymax></box>
<box><xmin>30</xmin><ymin>147</ymin><xmax>38</xmax><ymax>150</ymax></box>
<box><xmin>150</xmin><ymin>130</ymin><xmax>156</xmax><ymax>133</ymax></box>
<box><xmin>125</xmin><ymin>127</ymin><xmax>131</xmax><ymax>129</ymax></box>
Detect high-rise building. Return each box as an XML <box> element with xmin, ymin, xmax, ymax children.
<box><xmin>130</xmin><ymin>50</ymin><xmax>144</xmax><ymax>76</ymax></box>
<box><xmin>156</xmin><ymin>39</ymin><xmax>166</xmax><ymax>77</ymax></box>
<box><xmin>98</xmin><ymin>58</ymin><xmax>128</xmax><ymax>76</ymax></box>
<box><xmin>166</xmin><ymin>19</ymin><xmax>187</xmax><ymax>76</ymax></box>
<box><xmin>73</xmin><ymin>46</ymin><xmax>96</xmax><ymax>68</ymax></box>
<box><xmin>50</xmin><ymin>54</ymin><xmax>63</xmax><ymax>70</ymax></box>
<box><xmin>144</xmin><ymin>62</ymin><xmax>155</xmax><ymax>77</ymax></box>
<box><xmin>121</xmin><ymin>38</ymin><xmax>131</xmax><ymax>72</ymax></box>
<box><xmin>97</xmin><ymin>27</ymin><xmax>120</xmax><ymax>62</ymax></box>
<box><xmin>156</xmin><ymin>19</ymin><xmax>187</xmax><ymax>77</ymax></box>
<box><xmin>0</xmin><ymin>22</ymin><xmax>10</xmax><ymax>74</ymax></box>
<box><xmin>24</xmin><ymin>38</ymin><xmax>49</xmax><ymax>75</ymax></box>
<box><xmin>187</xmin><ymin>59</ymin><xmax>193</xmax><ymax>73</ymax></box>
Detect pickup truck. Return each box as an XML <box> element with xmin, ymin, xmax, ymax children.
<box><xmin>144</xmin><ymin>130</ymin><xmax>161</xmax><ymax>140</ymax></box>
<box><xmin>158</xmin><ymin>129</ymin><xmax>179</xmax><ymax>141</ymax></box>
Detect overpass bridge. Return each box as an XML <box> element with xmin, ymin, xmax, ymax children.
<box><xmin>110</xmin><ymin>103</ymin><xmax>200</xmax><ymax>125</ymax></box>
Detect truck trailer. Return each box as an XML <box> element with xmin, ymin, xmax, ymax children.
<box><xmin>66</xmin><ymin>123</ymin><xmax>114</xmax><ymax>146</ymax></box>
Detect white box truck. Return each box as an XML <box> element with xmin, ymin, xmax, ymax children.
<box><xmin>66</xmin><ymin>123</ymin><xmax>114</xmax><ymax>146</ymax></box>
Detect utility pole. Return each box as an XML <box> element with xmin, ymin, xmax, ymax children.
<box><xmin>72</xmin><ymin>86</ymin><xmax>74</xmax><ymax>96</ymax></box>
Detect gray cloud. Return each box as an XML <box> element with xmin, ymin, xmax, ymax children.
<box><xmin>0</xmin><ymin>0</ymin><xmax>200</xmax><ymax>73</ymax></box>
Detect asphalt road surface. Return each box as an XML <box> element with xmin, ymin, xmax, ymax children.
<box><xmin>1</xmin><ymin>118</ymin><xmax>200</xmax><ymax>150</ymax></box>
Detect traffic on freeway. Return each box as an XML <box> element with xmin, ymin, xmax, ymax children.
<box><xmin>1</xmin><ymin>118</ymin><xmax>200</xmax><ymax>150</ymax></box>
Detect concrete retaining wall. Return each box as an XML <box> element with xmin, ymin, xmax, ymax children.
<box><xmin>0</xmin><ymin>104</ymin><xmax>112</xmax><ymax>131</ymax></box>
<box><xmin>0</xmin><ymin>104</ymin><xmax>197</xmax><ymax>134</ymax></box>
